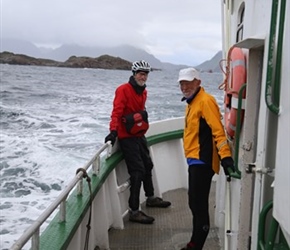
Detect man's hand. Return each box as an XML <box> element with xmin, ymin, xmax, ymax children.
<box><xmin>221</xmin><ymin>157</ymin><xmax>235</xmax><ymax>175</ymax></box>
<box><xmin>104</xmin><ymin>130</ymin><xmax>117</xmax><ymax>146</ymax></box>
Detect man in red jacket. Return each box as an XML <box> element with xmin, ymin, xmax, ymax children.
<box><xmin>105</xmin><ymin>60</ymin><xmax>171</xmax><ymax>224</ymax></box>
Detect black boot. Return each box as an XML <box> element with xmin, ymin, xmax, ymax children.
<box><xmin>129</xmin><ymin>210</ymin><xmax>155</xmax><ymax>224</ymax></box>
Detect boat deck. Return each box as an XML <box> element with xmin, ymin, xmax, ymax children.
<box><xmin>107</xmin><ymin>182</ymin><xmax>221</xmax><ymax>250</ymax></box>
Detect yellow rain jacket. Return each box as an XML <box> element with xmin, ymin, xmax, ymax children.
<box><xmin>183</xmin><ymin>87</ymin><xmax>232</xmax><ymax>173</ymax></box>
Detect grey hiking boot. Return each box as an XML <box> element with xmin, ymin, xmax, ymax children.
<box><xmin>146</xmin><ymin>197</ymin><xmax>171</xmax><ymax>208</ymax></box>
<box><xmin>129</xmin><ymin>210</ymin><xmax>155</xmax><ymax>224</ymax></box>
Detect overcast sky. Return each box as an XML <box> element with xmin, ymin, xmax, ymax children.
<box><xmin>1</xmin><ymin>0</ymin><xmax>223</xmax><ymax>65</ymax></box>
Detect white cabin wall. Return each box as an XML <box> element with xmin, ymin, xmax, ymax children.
<box><xmin>220</xmin><ymin>0</ymin><xmax>285</xmax><ymax>249</ymax></box>
<box><xmin>273</xmin><ymin>1</ymin><xmax>290</xmax><ymax>244</ymax></box>
<box><xmin>249</xmin><ymin>43</ymin><xmax>275</xmax><ymax>248</ymax></box>
<box><xmin>243</xmin><ymin>1</ymin><xmax>272</xmax><ymax>38</ymax></box>
<box><xmin>237</xmin><ymin>48</ymin><xmax>264</xmax><ymax>249</ymax></box>
<box><xmin>245</xmin><ymin>0</ymin><xmax>290</xmax><ymax>247</ymax></box>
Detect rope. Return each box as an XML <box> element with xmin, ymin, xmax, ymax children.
<box><xmin>76</xmin><ymin>168</ymin><xmax>93</xmax><ymax>250</ymax></box>
<box><xmin>218</xmin><ymin>59</ymin><xmax>228</xmax><ymax>90</ymax></box>
<box><xmin>218</xmin><ymin>46</ymin><xmax>235</xmax><ymax>91</ymax></box>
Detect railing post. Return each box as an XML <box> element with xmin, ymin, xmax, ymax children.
<box><xmin>106</xmin><ymin>143</ymin><xmax>112</xmax><ymax>158</ymax></box>
<box><xmin>59</xmin><ymin>196</ymin><xmax>67</xmax><ymax>222</ymax></box>
<box><xmin>92</xmin><ymin>155</ymin><xmax>100</xmax><ymax>175</ymax></box>
<box><xmin>77</xmin><ymin>179</ymin><xmax>84</xmax><ymax>195</ymax></box>
<box><xmin>31</xmin><ymin>228</ymin><xmax>40</xmax><ymax>250</ymax></box>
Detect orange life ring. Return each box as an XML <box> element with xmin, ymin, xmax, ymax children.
<box><xmin>224</xmin><ymin>47</ymin><xmax>247</xmax><ymax>138</ymax></box>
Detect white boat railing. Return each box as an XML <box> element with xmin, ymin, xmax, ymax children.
<box><xmin>10</xmin><ymin>117</ymin><xmax>186</xmax><ymax>250</ymax></box>
<box><xmin>10</xmin><ymin>142</ymin><xmax>113</xmax><ymax>250</ymax></box>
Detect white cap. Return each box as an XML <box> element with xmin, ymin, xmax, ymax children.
<box><xmin>177</xmin><ymin>68</ymin><xmax>200</xmax><ymax>82</ymax></box>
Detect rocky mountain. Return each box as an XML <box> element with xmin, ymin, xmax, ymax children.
<box><xmin>1</xmin><ymin>38</ymin><xmax>223</xmax><ymax>72</ymax></box>
<box><xmin>0</xmin><ymin>52</ymin><xmax>133</xmax><ymax>70</ymax></box>
<box><xmin>195</xmin><ymin>51</ymin><xmax>223</xmax><ymax>72</ymax></box>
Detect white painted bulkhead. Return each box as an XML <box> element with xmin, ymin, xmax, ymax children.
<box><xmin>273</xmin><ymin>2</ymin><xmax>290</xmax><ymax>243</ymax></box>
<box><xmin>219</xmin><ymin>0</ymin><xmax>290</xmax><ymax>249</ymax></box>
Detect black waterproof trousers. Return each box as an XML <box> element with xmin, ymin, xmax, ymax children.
<box><xmin>188</xmin><ymin>164</ymin><xmax>215</xmax><ymax>250</ymax></box>
<box><xmin>119</xmin><ymin>136</ymin><xmax>154</xmax><ymax>211</ymax></box>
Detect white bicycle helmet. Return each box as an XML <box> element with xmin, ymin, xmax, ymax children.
<box><xmin>131</xmin><ymin>60</ymin><xmax>151</xmax><ymax>73</ymax></box>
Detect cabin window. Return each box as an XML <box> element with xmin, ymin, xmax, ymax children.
<box><xmin>236</xmin><ymin>3</ymin><xmax>245</xmax><ymax>42</ymax></box>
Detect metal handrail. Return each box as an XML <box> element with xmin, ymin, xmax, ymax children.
<box><xmin>257</xmin><ymin>200</ymin><xmax>289</xmax><ymax>250</ymax></box>
<box><xmin>230</xmin><ymin>83</ymin><xmax>247</xmax><ymax>179</ymax></box>
<box><xmin>258</xmin><ymin>200</ymin><xmax>274</xmax><ymax>250</ymax></box>
<box><xmin>265</xmin><ymin>0</ymin><xmax>286</xmax><ymax>114</ymax></box>
<box><xmin>10</xmin><ymin>142</ymin><xmax>111</xmax><ymax>250</ymax></box>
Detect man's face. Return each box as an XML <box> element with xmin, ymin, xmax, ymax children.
<box><xmin>179</xmin><ymin>79</ymin><xmax>201</xmax><ymax>98</ymax></box>
<box><xmin>134</xmin><ymin>71</ymin><xmax>149</xmax><ymax>86</ymax></box>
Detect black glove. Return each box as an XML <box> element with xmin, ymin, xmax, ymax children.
<box><xmin>221</xmin><ymin>157</ymin><xmax>235</xmax><ymax>176</ymax></box>
<box><xmin>104</xmin><ymin>130</ymin><xmax>117</xmax><ymax>146</ymax></box>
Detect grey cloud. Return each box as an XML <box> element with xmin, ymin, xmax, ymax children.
<box><xmin>1</xmin><ymin>0</ymin><xmax>222</xmax><ymax>65</ymax></box>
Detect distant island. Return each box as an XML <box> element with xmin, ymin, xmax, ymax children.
<box><xmin>1</xmin><ymin>40</ymin><xmax>224</xmax><ymax>72</ymax></box>
<box><xmin>0</xmin><ymin>51</ymin><xmax>134</xmax><ymax>70</ymax></box>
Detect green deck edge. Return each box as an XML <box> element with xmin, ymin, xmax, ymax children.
<box><xmin>39</xmin><ymin>129</ymin><xmax>183</xmax><ymax>250</ymax></box>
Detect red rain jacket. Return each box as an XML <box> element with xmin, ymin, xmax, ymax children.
<box><xmin>109</xmin><ymin>82</ymin><xmax>148</xmax><ymax>139</ymax></box>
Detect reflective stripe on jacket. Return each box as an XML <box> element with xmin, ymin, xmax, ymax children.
<box><xmin>183</xmin><ymin>87</ymin><xmax>231</xmax><ymax>173</ymax></box>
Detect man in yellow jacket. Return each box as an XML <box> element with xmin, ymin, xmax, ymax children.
<box><xmin>178</xmin><ymin>68</ymin><xmax>235</xmax><ymax>250</ymax></box>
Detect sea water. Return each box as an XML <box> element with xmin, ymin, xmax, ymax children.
<box><xmin>0</xmin><ymin>64</ymin><xmax>224</xmax><ymax>249</ymax></box>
